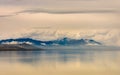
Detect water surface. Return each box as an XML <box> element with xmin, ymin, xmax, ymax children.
<box><xmin>0</xmin><ymin>49</ymin><xmax>120</xmax><ymax>75</ymax></box>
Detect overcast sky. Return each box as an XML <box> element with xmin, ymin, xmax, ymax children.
<box><xmin>0</xmin><ymin>0</ymin><xmax>120</xmax><ymax>43</ymax></box>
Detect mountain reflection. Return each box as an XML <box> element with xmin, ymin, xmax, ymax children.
<box><xmin>0</xmin><ymin>49</ymin><xmax>120</xmax><ymax>75</ymax></box>
<box><xmin>0</xmin><ymin>49</ymin><xmax>120</xmax><ymax>65</ymax></box>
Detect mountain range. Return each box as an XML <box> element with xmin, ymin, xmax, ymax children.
<box><xmin>0</xmin><ymin>37</ymin><xmax>101</xmax><ymax>46</ymax></box>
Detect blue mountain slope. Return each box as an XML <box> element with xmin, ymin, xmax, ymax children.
<box><xmin>0</xmin><ymin>37</ymin><xmax>101</xmax><ymax>46</ymax></box>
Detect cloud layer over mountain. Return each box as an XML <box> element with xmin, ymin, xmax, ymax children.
<box><xmin>0</xmin><ymin>0</ymin><xmax>120</xmax><ymax>46</ymax></box>
<box><xmin>0</xmin><ymin>29</ymin><xmax>120</xmax><ymax>46</ymax></box>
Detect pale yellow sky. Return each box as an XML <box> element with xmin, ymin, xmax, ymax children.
<box><xmin>0</xmin><ymin>13</ymin><xmax>120</xmax><ymax>32</ymax></box>
<box><xmin>0</xmin><ymin>0</ymin><xmax>120</xmax><ymax>32</ymax></box>
<box><xmin>0</xmin><ymin>0</ymin><xmax>120</xmax><ymax>46</ymax></box>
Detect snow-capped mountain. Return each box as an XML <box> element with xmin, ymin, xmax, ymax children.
<box><xmin>0</xmin><ymin>37</ymin><xmax>101</xmax><ymax>46</ymax></box>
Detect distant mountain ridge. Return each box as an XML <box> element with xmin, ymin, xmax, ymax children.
<box><xmin>0</xmin><ymin>37</ymin><xmax>102</xmax><ymax>46</ymax></box>
<box><xmin>0</xmin><ymin>43</ymin><xmax>41</xmax><ymax>51</ymax></box>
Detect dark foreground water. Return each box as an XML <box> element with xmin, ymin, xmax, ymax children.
<box><xmin>0</xmin><ymin>49</ymin><xmax>120</xmax><ymax>75</ymax></box>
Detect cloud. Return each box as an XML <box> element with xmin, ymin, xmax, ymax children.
<box><xmin>0</xmin><ymin>12</ymin><xmax>19</xmax><ymax>18</ymax></box>
<box><xmin>33</xmin><ymin>26</ymin><xmax>52</xmax><ymax>29</ymax></box>
<box><xmin>1</xmin><ymin>29</ymin><xmax>117</xmax><ymax>46</ymax></box>
<box><xmin>0</xmin><ymin>14</ymin><xmax>14</xmax><ymax>17</ymax></box>
<box><xmin>0</xmin><ymin>0</ymin><xmax>118</xmax><ymax>6</ymax></box>
<box><xmin>0</xmin><ymin>8</ymin><xmax>118</xmax><ymax>18</ymax></box>
<box><xmin>2</xmin><ymin>41</ymin><xmax>33</xmax><ymax>45</ymax></box>
<box><xmin>0</xmin><ymin>0</ymin><xmax>119</xmax><ymax>18</ymax></box>
<box><xmin>21</xmin><ymin>30</ymin><xmax>120</xmax><ymax>46</ymax></box>
<box><xmin>0</xmin><ymin>29</ymin><xmax>120</xmax><ymax>46</ymax></box>
<box><xmin>19</xmin><ymin>8</ymin><xmax>117</xmax><ymax>14</ymax></box>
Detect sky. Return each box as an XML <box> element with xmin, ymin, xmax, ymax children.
<box><xmin>0</xmin><ymin>0</ymin><xmax>120</xmax><ymax>46</ymax></box>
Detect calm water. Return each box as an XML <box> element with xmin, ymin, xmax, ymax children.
<box><xmin>0</xmin><ymin>49</ymin><xmax>120</xmax><ymax>75</ymax></box>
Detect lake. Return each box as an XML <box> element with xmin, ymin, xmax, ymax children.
<box><xmin>0</xmin><ymin>49</ymin><xmax>120</xmax><ymax>75</ymax></box>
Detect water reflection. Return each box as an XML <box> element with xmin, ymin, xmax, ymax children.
<box><xmin>0</xmin><ymin>49</ymin><xmax>120</xmax><ymax>75</ymax></box>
